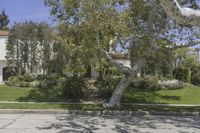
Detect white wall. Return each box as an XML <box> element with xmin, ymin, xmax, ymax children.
<box><xmin>114</xmin><ymin>59</ymin><xmax>131</xmax><ymax>68</ymax></box>
<box><xmin>0</xmin><ymin>36</ymin><xmax>8</xmax><ymax>82</ymax></box>
<box><xmin>0</xmin><ymin>36</ymin><xmax>7</xmax><ymax>61</ymax></box>
<box><xmin>0</xmin><ymin>61</ymin><xmax>6</xmax><ymax>82</ymax></box>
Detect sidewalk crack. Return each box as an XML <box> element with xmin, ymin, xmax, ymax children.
<box><xmin>0</xmin><ymin>114</ymin><xmax>24</xmax><ymax>129</ymax></box>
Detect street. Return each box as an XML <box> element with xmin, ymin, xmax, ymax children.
<box><xmin>0</xmin><ymin>113</ymin><xmax>200</xmax><ymax>133</ymax></box>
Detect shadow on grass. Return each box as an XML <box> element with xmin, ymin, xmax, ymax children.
<box><xmin>17</xmin><ymin>87</ymin><xmax>68</xmax><ymax>102</ymax></box>
<box><xmin>17</xmin><ymin>86</ymin><xmax>180</xmax><ymax>104</ymax></box>
<box><xmin>122</xmin><ymin>89</ymin><xmax>180</xmax><ymax>104</ymax></box>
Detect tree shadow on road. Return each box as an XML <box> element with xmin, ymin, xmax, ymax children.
<box><xmin>36</xmin><ymin>114</ymin><xmax>200</xmax><ymax>133</ymax></box>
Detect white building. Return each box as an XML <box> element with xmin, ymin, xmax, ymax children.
<box><xmin>110</xmin><ymin>52</ymin><xmax>131</xmax><ymax>68</ymax></box>
<box><xmin>0</xmin><ymin>31</ymin><xmax>9</xmax><ymax>82</ymax></box>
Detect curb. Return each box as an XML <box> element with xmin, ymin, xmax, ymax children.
<box><xmin>0</xmin><ymin>109</ymin><xmax>199</xmax><ymax>116</ymax></box>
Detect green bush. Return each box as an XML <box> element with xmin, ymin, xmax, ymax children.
<box><xmin>5</xmin><ymin>81</ymin><xmax>30</xmax><ymax>87</ymax></box>
<box><xmin>173</xmin><ymin>68</ymin><xmax>191</xmax><ymax>83</ymax></box>
<box><xmin>37</xmin><ymin>73</ymin><xmax>61</xmax><ymax>82</ymax></box>
<box><xmin>23</xmin><ymin>74</ymin><xmax>36</xmax><ymax>82</ymax></box>
<box><xmin>130</xmin><ymin>77</ymin><xmax>160</xmax><ymax>90</ymax></box>
<box><xmin>6</xmin><ymin>74</ymin><xmax>57</xmax><ymax>88</ymax></box>
<box><xmin>191</xmin><ymin>72</ymin><xmax>200</xmax><ymax>86</ymax></box>
<box><xmin>58</xmin><ymin>76</ymin><xmax>88</xmax><ymax>99</ymax></box>
<box><xmin>8</xmin><ymin>74</ymin><xmax>36</xmax><ymax>83</ymax></box>
<box><xmin>37</xmin><ymin>75</ymin><xmax>48</xmax><ymax>81</ymax></box>
<box><xmin>158</xmin><ymin>80</ymin><xmax>184</xmax><ymax>89</ymax></box>
<box><xmin>8</xmin><ymin>76</ymin><xmax>20</xmax><ymax>83</ymax></box>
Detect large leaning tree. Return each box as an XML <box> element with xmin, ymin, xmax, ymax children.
<box><xmin>45</xmin><ymin>0</ymin><xmax>200</xmax><ymax>108</ymax></box>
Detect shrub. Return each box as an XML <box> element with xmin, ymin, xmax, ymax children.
<box><xmin>30</xmin><ymin>81</ymin><xmax>41</xmax><ymax>87</ymax></box>
<box><xmin>58</xmin><ymin>76</ymin><xmax>88</xmax><ymax>99</ymax></box>
<box><xmin>191</xmin><ymin>72</ymin><xmax>200</xmax><ymax>86</ymax></box>
<box><xmin>23</xmin><ymin>74</ymin><xmax>36</xmax><ymax>82</ymax></box>
<box><xmin>158</xmin><ymin>80</ymin><xmax>184</xmax><ymax>89</ymax></box>
<box><xmin>5</xmin><ymin>81</ymin><xmax>30</xmax><ymax>87</ymax></box>
<box><xmin>6</xmin><ymin>74</ymin><xmax>57</xmax><ymax>88</ymax></box>
<box><xmin>37</xmin><ymin>73</ymin><xmax>61</xmax><ymax>82</ymax></box>
<box><xmin>173</xmin><ymin>68</ymin><xmax>191</xmax><ymax>83</ymax></box>
<box><xmin>37</xmin><ymin>75</ymin><xmax>48</xmax><ymax>81</ymax></box>
<box><xmin>8</xmin><ymin>76</ymin><xmax>20</xmax><ymax>83</ymax></box>
<box><xmin>8</xmin><ymin>74</ymin><xmax>36</xmax><ymax>83</ymax></box>
<box><xmin>130</xmin><ymin>77</ymin><xmax>160</xmax><ymax>90</ymax></box>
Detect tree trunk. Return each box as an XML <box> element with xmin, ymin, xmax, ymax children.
<box><xmin>107</xmin><ymin>74</ymin><xmax>134</xmax><ymax>107</ymax></box>
<box><xmin>107</xmin><ymin>59</ymin><xmax>145</xmax><ymax>108</ymax></box>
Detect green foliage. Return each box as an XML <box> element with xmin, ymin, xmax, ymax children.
<box><xmin>45</xmin><ymin>0</ymin><xmax>199</xmax><ymax>106</ymax></box>
<box><xmin>130</xmin><ymin>77</ymin><xmax>160</xmax><ymax>90</ymax></box>
<box><xmin>58</xmin><ymin>76</ymin><xmax>88</xmax><ymax>99</ymax></box>
<box><xmin>96</xmin><ymin>58</ymin><xmax>119</xmax><ymax>79</ymax></box>
<box><xmin>191</xmin><ymin>72</ymin><xmax>200</xmax><ymax>86</ymax></box>
<box><xmin>173</xmin><ymin>67</ymin><xmax>191</xmax><ymax>83</ymax></box>
<box><xmin>144</xmin><ymin>47</ymin><xmax>174</xmax><ymax>77</ymax></box>
<box><xmin>191</xmin><ymin>66</ymin><xmax>200</xmax><ymax>86</ymax></box>
<box><xmin>8</xmin><ymin>74</ymin><xmax>36</xmax><ymax>83</ymax></box>
<box><xmin>97</xmin><ymin>76</ymin><xmax>122</xmax><ymax>99</ymax></box>
<box><xmin>0</xmin><ymin>10</ymin><xmax>9</xmax><ymax>30</ymax></box>
<box><xmin>96</xmin><ymin>58</ymin><xmax>122</xmax><ymax>98</ymax></box>
<box><xmin>6</xmin><ymin>21</ymin><xmax>65</xmax><ymax>76</ymax></box>
<box><xmin>6</xmin><ymin>74</ymin><xmax>57</xmax><ymax>88</ymax></box>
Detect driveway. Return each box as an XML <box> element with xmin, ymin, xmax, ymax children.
<box><xmin>0</xmin><ymin>113</ymin><xmax>200</xmax><ymax>133</ymax></box>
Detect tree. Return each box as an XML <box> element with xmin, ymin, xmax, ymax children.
<box><xmin>6</xmin><ymin>21</ymin><xmax>64</xmax><ymax>75</ymax></box>
<box><xmin>173</xmin><ymin>48</ymin><xmax>198</xmax><ymax>82</ymax></box>
<box><xmin>0</xmin><ymin>10</ymin><xmax>9</xmax><ymax>30</ymax></box>
<box><xmin>45</xmin><ymin>0</ymin><xmax>200</xmax><ymax>108</ymax></box>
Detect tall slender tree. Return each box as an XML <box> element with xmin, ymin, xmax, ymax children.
<box><xmin>0</xmin><ymin>10</ymin><xmax>9</xmax><ymax>30</ymax></box>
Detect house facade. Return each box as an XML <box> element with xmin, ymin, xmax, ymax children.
<box><xmin>0</xmin><ymin>31</ymin><xmax>9</xmax><ymax>82</ymax></box>
<box><xmin>0</xmin><ymin>31</ymin><xmax>132</xmax><ymax>81</ymax></box>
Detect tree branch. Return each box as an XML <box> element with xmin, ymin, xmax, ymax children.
<box><xmin>167</xmin><ymin>40</ymin><xmax>200</xmax><ymax>50</ymax></box>
<box><xmin>160</xmin><ymin>0</ymin><xmax>200</xmax><ymax>26</ymax></box>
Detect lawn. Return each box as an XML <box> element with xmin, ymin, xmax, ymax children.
<box><xmin>1</xmin><ymin>84</ymin><xmax>200</xmax><ymax>105</ymax></box>
<box><xmin>0</xmin><ymin>84</ymin><xmax>67</xmax><ymax>102</ymax></box>
<box><xmin>1</xmin><ymin>84</ymin><xmax>200</xmax><ymax>111</ymax></box>
<box><xmin>0</xmin><ymin>84</ymin><xmax>32</xmax><ymax>101</ymax></box>
<box><xmin>122</xmin><ymin>86</ymin><xmax>200</xmax><ymax>104</ymax></box>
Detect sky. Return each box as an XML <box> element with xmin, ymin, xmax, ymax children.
<box><xmin>0</xmin><ymin>0</ymin><xmax>55</xmax><ymax>27</ymax></box>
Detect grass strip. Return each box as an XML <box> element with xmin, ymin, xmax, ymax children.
<box><xmin>1</xmin><ymin>103</ymin><xmax>200</xmax><ymax>113</ymax></box>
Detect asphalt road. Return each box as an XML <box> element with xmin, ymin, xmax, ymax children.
<box><xmin>0</xmin><ymin>113</ymin><xmax>200</xmax><ymax>133</ymax></box>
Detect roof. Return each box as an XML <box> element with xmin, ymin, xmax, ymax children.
<box><xmin>110</xmin><ymin>53</ymin><xmax>130</xmax><ymax>60</ymax></box>
<box><xmin>0</xmin><ymin>31</ymin><xmax>9</xmax><ymax>36</ymax></box>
